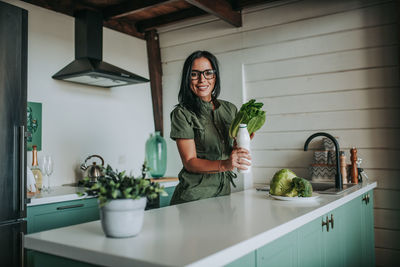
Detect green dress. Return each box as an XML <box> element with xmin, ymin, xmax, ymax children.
<box><xmin>170</xmin><ymin>99</ymin><xmax>237</xmax><ymax>205</ymax></box>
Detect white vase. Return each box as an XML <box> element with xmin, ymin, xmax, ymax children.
<box><xmin>100</xmin><ymin>197</ymin><xmax>147</xmax><ymax>238</ymax></box>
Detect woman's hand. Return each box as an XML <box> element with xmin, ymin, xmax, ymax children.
<box><xmin>222</xmin><ymin>147</ymin><xmax>252</xmax><ymax>171</ymax></box>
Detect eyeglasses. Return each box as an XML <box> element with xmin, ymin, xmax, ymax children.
<box><xmin>190</xmin><ymin>69</ymin><xmax>216</xmax><ymax>80</ymax></box>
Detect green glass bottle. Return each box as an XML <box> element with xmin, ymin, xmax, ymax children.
<box><xmin>145</xmin><ymin>131</ymin><xmax>167</xmax><ymax>178</ymax></box>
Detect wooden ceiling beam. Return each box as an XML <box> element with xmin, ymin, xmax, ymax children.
<box><xmin>21</xmin><ymin>0</ymin><xmax>90</xmax><ymax>16</ymax></box>
<box><xmin>103</xmin><ymin>19</ymin><xmax>145</xmax><ymax>39</ymax></box>
<box><xmin>136</xmin><ymin>7</ymin><xmax>207</xmax><ymax>32</ymax></box>
<box><xmin>185</xmin><ymin>0</ymin><xmax>242</xmax><ymax>27</ymax></box>
<box><xmin>103</xmin><ymin>0</ymin><xmax>178</xmax><ymax>20</ymax></box>
<box><xmin>145</xmin><ymin>30</ymin><xmax>164</xmax><ymax>135</ymax></box>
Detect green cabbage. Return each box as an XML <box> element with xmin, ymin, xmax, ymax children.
<box><xmin>270</xmin><ymin>169</ymin><xmax>313</xmax><ymax>197</ymax></box>
<box><xmin>269</xmin><ymin>169</ymin><xmax>297</xmax><ymax>196</ymax></box>
<box><xmin>229</xmin><ymin>99</ymin><xmax>266</xmax><ymax>138</ymax></box>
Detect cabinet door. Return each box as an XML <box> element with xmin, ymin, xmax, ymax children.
<box><xmin>298</xmin><ymin>216</ymin><xmax>323</xmax><ymax>266</ymax></box>
<box><xmin>257</xmin><ymin>231</ymin><xmax>298</xmax><ymax>267</ymax></box>
<box><xmin>342</xmin><ymin>196</ymin><xmax>363</xmax><ymax>266</ymax></box>
<box><xmin>361</xmin><ymin>190</ymin><xmax>375</xmax><ymax>267</ymax></box>
<box><xmin>322</xmin><ymin>206</ymin><xmax>344</xmax><ymax>267</ymax></box>
<box><xmin>27</xmin><ymin>198</ymin><xmax>99</xmax><ymax>233</ymax></box>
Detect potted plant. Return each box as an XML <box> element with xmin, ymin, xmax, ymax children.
<box><xmin>78</xmin><ymin>164</ymin><xmax>167</xmax><ymax>238</ymax></box>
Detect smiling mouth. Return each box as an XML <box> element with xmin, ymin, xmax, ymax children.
<box><xmin>197</xmin><ymin>86</ymin><xmax>208</xmax><ymax>90</ymax></box>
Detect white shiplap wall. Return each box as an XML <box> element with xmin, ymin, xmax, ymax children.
<box><xmin>159</xmin><ymin>0</ymin><xmax>400</xmax><ymax>265</ymax></box>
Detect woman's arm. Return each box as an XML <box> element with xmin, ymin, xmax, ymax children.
<box><xmin>176</xmin><ymin>139</ymin><xmax>251</xmax><ymax>173</ymax></box>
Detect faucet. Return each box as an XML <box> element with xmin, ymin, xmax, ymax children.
<box><xmin>304</xmin><ymin>132</ymin><xmax>343</xmax><ymax>190</ymax></box>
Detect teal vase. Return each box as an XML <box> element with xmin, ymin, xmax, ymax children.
<box><xmin>145</xmin><ymin>131</ymin><xmax>167</xmax><ymax>178</ymax></box>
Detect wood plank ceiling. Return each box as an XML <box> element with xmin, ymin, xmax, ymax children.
<box><xmin>21</xmin><ymin>0</ymin><xmax>278</xmax><ymax>39</ymax></box>
<box><xmin>21</xmin><ymin>0</ymin><xmax>278</xmax><ymax>135</ymax></box>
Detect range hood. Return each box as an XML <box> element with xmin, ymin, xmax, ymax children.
<box><xmin>52</xmin><ymin>10</ymin><xmax>149</xmax><ymax>88</ymax></box>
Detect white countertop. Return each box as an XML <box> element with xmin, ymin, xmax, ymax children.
<box><xmin>25</xmin><ymin>182</ymin><xmax>376</xmax><ymax>267</ymax></box>
<box><xmin>27</xmin><ymin>186</ymin><xmax>87</xmax><ymax>206</ymax></box>
<box><xmin>27</xmin><ymin>180</ymin><xmax>179</xmax><ymax>206</ymax></box>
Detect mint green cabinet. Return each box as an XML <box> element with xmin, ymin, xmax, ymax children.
<box><xmin>27</xmin><ymin>198</ymin><xmax>99</xmax><ymax>234</ymax></box>
<box><xmin>342</xmin><ymin>195</ymin><xmax>363</xmax><ymax>266</ymax></box>
<box><xmin>361</xmin><ymin>191</ymin><xmax>375</xmax><ymax>266</ymax></box>
<box><xmin>323</xmin><ymin>206</ymin><xmax>344</xmax><ymax>267</ymax></box>
<box><xmin>298</xmin><ymin>215</ymin><xmax>323</xmax><ymax>266</ymax></box>
<box><xmin>256</xmin><ymin>231</ymin><xmax>298</xmax><ymax>267</ymax></box>
<box><xmin>160</xmin><ymin>186</ymin><xmax>175</xmax><ymax>208</ymax></box>
<box><xmin>297</xmin><ymin>206</ymin><xmax>344</xmax><ymax>267</ymax></box>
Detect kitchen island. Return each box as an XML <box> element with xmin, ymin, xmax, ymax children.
<box><xmin>25</xmin><ymin>182</ymin><xmax>376</xmax><ymax>267</ymax></box>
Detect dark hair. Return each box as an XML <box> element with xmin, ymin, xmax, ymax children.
<box><xmin>178</xmin><ymin>51</ymin><xmax>221</xmax><ymax>116</ymax></box>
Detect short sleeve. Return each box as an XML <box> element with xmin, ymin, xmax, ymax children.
<box><xmin>170</xmin><ymin>107</ymin><xmax>194</xmax><ymax>140</ymax></box>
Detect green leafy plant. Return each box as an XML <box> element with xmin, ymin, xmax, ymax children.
<box><xmin>78</xmin><ymin>164</ymin><xmax>167</xmax><ymax>207</ymax></box>
<box><xmin>229</xmin><ymin>99</ymin><xmax>266</xmax><ymax>138</ymax></box>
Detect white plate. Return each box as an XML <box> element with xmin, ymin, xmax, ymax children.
<box><xmin>269</xmin><ymin>193</ymin><xmax>319</xmax><ymax>202</ymax></box>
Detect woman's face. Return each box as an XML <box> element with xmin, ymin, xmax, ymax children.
<box><xmin>190</xmin><ymin>57</ymin><xmax>216</xmax><ymax>102</ymax></box>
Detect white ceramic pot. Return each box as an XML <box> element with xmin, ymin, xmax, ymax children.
<box><xmin>100</xmin><ymin>197</ymin><xmax>147</xmax><ymax>238</ymax></box>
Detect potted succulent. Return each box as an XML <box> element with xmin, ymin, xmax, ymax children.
<box><xmin>78</xmin><ymin>164</ymin><xmax>167</xmax><ymax>238</ymax></box>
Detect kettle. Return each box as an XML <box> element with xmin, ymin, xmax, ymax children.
<box><xmin>80</xmin><ymin>155</ymin><xmax>104</xmax><ymax>181</ymax></box>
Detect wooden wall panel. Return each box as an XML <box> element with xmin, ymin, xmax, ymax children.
<box><xmin>252</xmin><ymin>129</ymin><xmax>400</xmax><ymax>150</ymax></box>
<box><xmin>265</xmin><ymin>109</ymin><xmax>400</xmax><ymax>132</ymax></box>
<box><xmin>244</xmin><ymin>46</ymin><xmax>398</xmax><ymax>82</ymax></box>
<box><xmin>375</xmin><ymin>209</ymin><xmax>400</xmax><ymax>230</ymax></box>
<box><xmin>375</xmin><ymin>228</ymin><xmax>400</xmax><ymax>249</ymax></box>
<box><xmin>374</xmin><ymin>189</ymin><xmax>400</xmax><ymax>210</ymax></box>
<box><xmin>246</xmin><ymin>67</ymin><xmax>399</xmax><ymax>99</ymax></box>
<box><xmin>252</xmin><ymin>149</ymin><xmax>400</xmax><ymax>170</ymax></box>
<box><xmin>259</xmin><ymin>88</ymin><xmax>400</xmax><ymax>115</ymax></box>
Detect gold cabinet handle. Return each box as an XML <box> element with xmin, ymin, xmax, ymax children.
<box><xmin>329</xmin><ymin>214</ymin><xmax>334</xmax><ymax>229</ymax></box>
<box><xmin>322</xmin><ymin>216</ymin><xmax>329</xmax><ymax>232</ymax></box>
<box><xmin>362</xmin><ymin>194</ymin><xmax>368</xmax><ymax>205</ymax></box>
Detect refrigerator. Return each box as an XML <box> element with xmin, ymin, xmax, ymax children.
<box><xmin>0</xmin><ymin>1</ymin><xmax>28</xmax><ymax>266</ymax></box>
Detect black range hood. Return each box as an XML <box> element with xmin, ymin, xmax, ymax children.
<box><xmin>52</xmin><ymin>10</ymin><xmax>149</xmax><ymax>88</ymax></box>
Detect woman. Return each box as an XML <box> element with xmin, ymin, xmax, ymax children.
<box><xmin>170</xmin><ymin>50</ymin><xmax>251</xmax><ymax>205</ymax></box>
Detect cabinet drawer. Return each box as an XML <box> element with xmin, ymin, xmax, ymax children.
<box><xmin>27</xmin><ymin>198</ymin><xmax>99</xmax><ymax>234</ymax></box>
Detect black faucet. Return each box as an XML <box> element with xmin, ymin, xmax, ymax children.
<box><xmin>304</xmin><ymin>132</ymin><xmax>343</xmax><ymax>190</ymax></box>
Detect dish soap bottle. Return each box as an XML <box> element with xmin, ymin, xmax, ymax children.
<box><xmin>31</xmin><ymin>145</ymin><xmax>43</xmax><ymax>192</ymax></box>
<box><xmin>236</xmin><ymin>124</ymin><xmax>251</xmax><ymax>173</ymax></box>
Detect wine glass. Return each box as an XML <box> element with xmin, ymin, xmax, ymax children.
<box><xmin>42</xmin><ymin>155</ymin><xmax>54</xmax><ymax>192</ymax></box>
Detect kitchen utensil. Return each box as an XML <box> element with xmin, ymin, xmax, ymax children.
<box><xmin>80</xmin><ymin>155</ymin><xmax>104</xmax><ymax>181</ymax></box>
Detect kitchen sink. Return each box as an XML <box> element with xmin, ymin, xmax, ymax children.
<box><xmin>311</xmin><ymin>182</ymin><xmax>360</xmax><ymax>195</ymax></box>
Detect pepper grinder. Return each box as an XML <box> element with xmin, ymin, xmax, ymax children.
<box><xmin>350</xmin><ymin>147</ymin><xmax>358</xmax><ymax>184</ymax></box>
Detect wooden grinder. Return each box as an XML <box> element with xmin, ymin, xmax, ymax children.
<box><xmin>350</xmin><ymin>147</ymin><xmax>358</xmax><ymax>184</ymax></box>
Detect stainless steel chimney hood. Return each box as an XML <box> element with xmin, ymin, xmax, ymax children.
<box><xmin>52</xmin><ymin>10</ymin><xmax>149</xmax><ymax>88</ymax></box>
